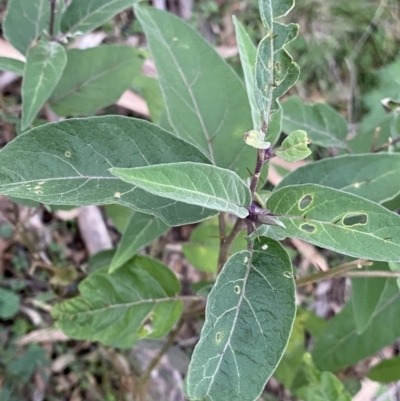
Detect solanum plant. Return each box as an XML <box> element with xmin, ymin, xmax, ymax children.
<box><xmin>1</xmin><ymin>0</ymin><xmax>400</xmax><ymax>400</ymax></box>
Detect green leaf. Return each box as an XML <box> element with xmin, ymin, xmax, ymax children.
<box><xmin>49</xmin><ymin>46</ymin><xmax>143</xmax><ymax>116</ymax></box>
<box><xmin>367</xmin><ymin>356</ymin><xmax>400</xmax><ymax>383</ymax></box>
<box><xmin>305</xmin><ymin>372</ymin><xmax>351</xmax><ymax>401</ymax></box>
<box><xmin>0</xmin><ymin>287</ymin><xmax>20</xmax><ymax>319</ymax></box>
<box><xmin>21</xmin><ymin>40</ymin><xmax>67</xmax><ymax>131</ymax></box>
<box><xmin>0</xmin><ymin>116</ymin><xmax>218</xmax><ymax>226</ymax></box>
<box><xmin>246</xmin><ymin>224</ymin><xmax>287</xmax><ymax>242</ymax></box>
<box><xmin>3</xmin><ymin>0</ymin><xmax>50</xmax><ymax>54</ymax></box>
<box><xmin>276</xmin><ymin>153</ymin><xmax>400</xmax><ymax>204</ymax></box>
<box><xmin>110</xmin><ymin>211</ymin><xmax>169</xmax><ymax>273</ymax></box>
<box><xmin>282</xmin><ymin>97</ymin><xmax>349</xmax><ymax>149</ymax></box>
<box><xmin>0</xmin><ymin>57</ymin><xmax>24</xmax><ymax>74</ymax></box>
<box><xmin>233</xmin><ymin>17</ymin><xmax>261</xmax><ymax>130</ymax></box>
<box><xmin>312</xmin><ymin>279</ymin><xmax>400</xmax><ymax>372</ymax></box>
<box><xmin>182</xmin><ymin>218</ymin><xmax>247</xmax><ymax>272</ymax></box>
<box><xmin>267</xmin><ymin>184</ymin><xmax>400</xmax><ymax>262</ymax></box>
<box><xmin>52</xmin><ymin>255</ymin><xmax>182</xmax><ymax>348</ymax></box>
<box><xmin>61</xmin><ymin>0</ymin><xmax>140</xmax><ymax>36</ymax></box>
<box><xmin>351</xmin><ymin>262</ymin><xmax>388</xmax><ymax>334</ymax></box>
<box><xmin>292</xmin><ymin>354</ymin><xmax>352</xmax><ymax>401</ymax></box>
<box><xmin>258</xmin><ymin>0</ymin><xmax>294</xmax><ymax>30</ymax></box>
<box><xmin>276</xmin><ymin>130</ymin><xmax>311</xmax><ymax>162</ymax></box>
<box><xmin>255</xmin><ymin>1</ymin><xmax>300</xmax><ymax>121</ymax></box>
<box><xmin>273</xmin><ymin>311</ymin><xmax>307</xmax><ymax>389</ymax></box>
<box><xmin>185</xmin><ymin>237</ymin><xmax>296</xmax><ymax>401</ymax></box>
<box><xmin>135</xmin><ymin>5</ymin><xmax>254</xmax><ymax>179</ymax></box>
<box><xmin>110</xmin><ymin>162</ymin><xmax>252</xmax><ymax>218</ymax></box>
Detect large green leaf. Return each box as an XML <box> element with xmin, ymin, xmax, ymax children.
<box><xmin>135</xmin><ymin>5</ymin><xmax>254</xmax><ymax>179</ymax></box>
<box><xmin>3</xmin><ymin>0</ymin><xmax>50</xmax><ymax>55</ymax></box>
<box><xmin>61</xmin><ymin>0</ymin><xmax>139</xmax><ymax>36</ymax></box>
<box><xmin>276</xmin><ymin>153</ymin><xmax>400</xmax><ymax>204</ymax></box>
<box><xmin>0</xmin><ymin>116</ymin><xmax>218</xmax><ymax>226</ymax></box>
<box><xmin>0</xmin><ymin>57</ymin><xmax>24</xmax><ymax>74</ymax></box>
<box><xmin>351</xmin><ymin>262</ymin><xmax>388</xmax><ymax>334</ymax></box>
<box><xmin>110</xmin><ymin>211</ymin><xmax>169</xmax><ymax>273</ymax></box>
<box><xmin>267</xmin><ymin>184</ymin><xmax>400</xmax><ymax>262</ymax></box>
<box><xmin>21</xmin><ymin>40</ymin><xmax>67</xmax><ymax>131</ymax></box>
<box><xmin>111</xmin><ymin>162</ymin><xmax>252</xmax><ymax>218</ymax></box>
<box><xmin>312</xmin><ymin>279</ymin><xmax>400</xmax><ymax>372</ymax></box>
<box><xmin>255</xmin><ymin>1</ymin><xmax>299</xmax><ymax>121</ymax></box>
<box><xmin>281</xmin><ymin>96</ymin><xmax>349</xmax><ymax>149</ymax></box>
<box><xmin>52</xmin><ymin>255</ymin><xmax>182</xmax><ymax>348</ymax></box>
<box><xmin>185</xmin><ymin>237</ymin><xmax>296</xmax><ymax>401</ymax></box>
<box><xmin>49</xmin><ymin>46</ymin><xmax>142</xmax><ymax>116</ymax></box>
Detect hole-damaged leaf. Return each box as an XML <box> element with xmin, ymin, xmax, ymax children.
<box><xmin>52</xmin><ymin>255</ymin><xmax>182</xmax><ymax>348</ymax></box>
<box><xmin>0</xmin><ymin>116</ymin><xmax>217</xmax><ymax>226</ymax></box>
<box><xmin>267</xmin><ymin>184</ymin><xmax>400</xmax><ymax>262</ymax></box>
<box><xmin>185</xmin><ymin>237</ymin><xmax>296</xmax><ymax>401</ymax></box>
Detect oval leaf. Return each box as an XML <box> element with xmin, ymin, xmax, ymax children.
<box><xmin>135</xmin><ymin>5</ymin><xmax>254</xmax><ymax>178</ymax></box>
<box><xmin>49</xmin><ymin>46</ymin><xmax>143</xmax><ymax>116</ymax></box>
<box><xmin>282</xmin><ymin>96</ymin><xmax>349</xmax><ymax>149</ymax></box>
<box><xmin>185</xmin><ymin>237</ymin><xmax>296</xmax><ymax>401</ymax></box>
<box><xmin>22</xmin><ymin>40</ymin><xmax>67</xmax><ymax>131</ymax></box>
<box><xmin>267</xmin><ymin>184</ymin><xmax>400</xmax><ymax>262</ymax></box>
<box><xmin>52</xmin><ymin>255</ymin><xmax>182</xmax><ymax>348</ymax></box>
<box><xmin>0</xmin><ymin>116</ymin><xmax>217</xmax><ymax>226</ymax></box>
<box><xmin>110</xmin><ymin>211</ymin><xmax>169</xmax><ymax>273</ymax></box>
<box><xmin>110</xmin><ymin>162</ymin><xmax>252</xmax><ymax>218</ymax></box>
<box><xmin>276</xmin><ymin>153</ymin><xmax>400</xmax><ymax>204</ymax></box>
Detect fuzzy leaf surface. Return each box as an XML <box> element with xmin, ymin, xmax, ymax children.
<box><xmin>282</xmin><ymin>97</ymin><xmax>348</xmax><ymax>149</ymax></box>
<box><xmin>186</xmin><ymin>237</ymin><xmax>296</xmax><ymax>401</ymax></box>
<box><xmin>52</xmin><ymin>255</ymin><xmax>182</xmax><ymax>348</ymax></box>
<box><xmin>267</xmin><ymin>184</ymin><xmax>400</xmax><ymax>262</ymax></box>
<box><xmin>233</xmin><ymin>17</ymin><xmax>261</xmax><ymax>130</ymax></box>
<box><xmin>0</xmin><ymin>116</ymin><xmax>217</xmax><ymax>226</ymax></box>
<box><xmin>61</xmin><ymin>0</ymin><xmax>140</xmax><ymax>36</ymax></box>
<box><xmin>255</xmin><ymin>0</ymin><xmax>299</xmax><ymax>121</ymax></box>
<box><xmin>276</xmin><ymin>153</ymin><xmax>400</xmax><ymax>203</ymax></box>
<box><xmin>367</xmin><ymin>357</ymin><xmax>400</xmax><ymax>383</ymax></box>
<box><xmin>110</xmin><ymin>212</ymin><xmax>168</xmax><ymax>272</ymax></box>
<box><xmin>135</xmin><ymin>5</ymin><xmax>254</xmax><ymax>178</ymax></box>
<box><xmin>276</xmin><ymin>130</ymin><xmax>311</xmax><ymax>162</ymax></box>
<box><xmin>49</xmin><ymin>46</ymin><xmax>142</xmax><ymax>116</ymax></box>
<box><xmin>3</xmin><ymin>0</ymin><xmax>50</xmax><ymax>54</ymax></box>
<box><xmin>111</xmin><ymin>162</ymin><xmax>251</xmax><ymax>218</ymax></box>
<box><xmin>22</xmin><ymin>41</ymin><xmax>67</xmax><ymax>130</ymax></box>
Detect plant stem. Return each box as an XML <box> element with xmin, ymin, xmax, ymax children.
<box><xmin>49</xmin><ymin>0</ymin><xmax>56</xmax><ymax>38</ymax></box>
<box><xmin>217</xmin><ymin>218</ymin><xmax>244</xmax><ymax>272</ymax></box>
<box><xmin>138</xmin><ymin>318</ymin><xmax>185</xmax><ymax>387</ymax></box>
<box><xmin>296</xmin><ymin>258</ymin><xmax>372</xmax><ymax>287</ymax></box>
<box><xmin>345</xmin><ymin>271</ymin><xmax>400</xmax><ymax>278</ymax></box>
<box><xmin>372</xmin><ymin>135</ymin><xmax>400</xmax><ymax>152</ymax></box>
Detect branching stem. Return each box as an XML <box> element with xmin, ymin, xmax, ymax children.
<box><xmin>296</xmin><ymin>258</ymin><xmax>372</xmax><ymax>287</ymax></box>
